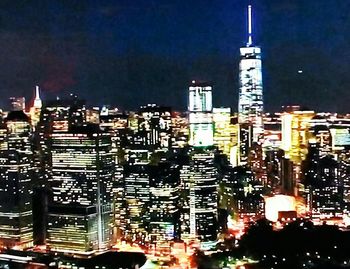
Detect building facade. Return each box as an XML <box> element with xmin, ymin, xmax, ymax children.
<box><xmin>47</xmin><ymin>125</ymin><xmax>114</xmax><ymax>253</ymax></box>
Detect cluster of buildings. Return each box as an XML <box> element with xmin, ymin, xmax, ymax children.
<box><xmin>0</xmin><ymin>6</ymin><xmax>349</xmax><ymax>260</ymax></box>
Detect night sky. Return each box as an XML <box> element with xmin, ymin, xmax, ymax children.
<box><xmin>0</xmin><ymin>0</ymin><xmax>349</xmax><ymax>112</ymax></box>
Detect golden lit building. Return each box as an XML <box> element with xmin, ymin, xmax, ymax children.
<box><xmin>213</xmin><ymin>108</ymin><xmax>232</xmax><ymax>156</ymax></box>
<box><xmin>281</xmin><ymin>107</ymin><xmax>315</xmax><ymax>164</ymax></box>
<box><xmin>212</xmin><ymin>108</ymin><xmax>239</xmax><ymax>166</ymax></box>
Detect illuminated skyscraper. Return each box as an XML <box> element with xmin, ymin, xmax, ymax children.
<box><xmin>0</xmin><ymin>111</ymin><xmax>34</xmax><ymax>249</ymax></box>
<box><xmin>149</xmin><ymin>162</ymin><xmax>180</xmax><ymax>244</ymax></box>
<box><xmin>30</xmin><ymin>86</ymin><xmax>42</xmax><ymax>128</ymax></box>
<box><xmin>99</xmin><ymin>109</ymin><xmax>129</xmax><ymax>241</ymax></box>
<box><xmin>281</xmin><ymin>107</ymin><xmax>315</xmax><ymax>164</ymax></box>
<box><xmin>213</xmin><ymin>108</ymin><xmax>233</xmax><ymax>157</ymax></box>
<box><xmin>188</xmin><ymin>81</ymin><xmax>214</xmax><ymax>147</ymax></box>
<box><xmin>238</xmin><ymin>5</ymin><xmax>264</xmax><ymax>143</ymax></box>
<box><xmin>180</xmin><ymin>149</ymin><xmax>218</xmax><ymax>244</ymax></box>
<box><xmin>47</xmin><ymin>125</ymin><xmax>113</xmax><ymax>253</ymax></box>
<box><xmin>304</xmin><ymin>149</ymin><xmax>342</xmax><ymax>218</ymax></box>
<box><xmin>124</xmin><ymin>163</ymin><xmax>150</xmax><ymax>242</ymax></box>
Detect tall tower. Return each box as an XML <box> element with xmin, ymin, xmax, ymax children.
<box><xmin>238</xmin><ymin>5</ymin><xmax>264</xmax><ymax>143</ymax></box>
<box><xmin>0</xmin><ymin>111</ymin><xmax>34</xmax><ymax>249</ymax></box>
<box><xmin>30</xmin><ymin>85</ymin><xmax>43</xmax><ymax>128</ymax></box>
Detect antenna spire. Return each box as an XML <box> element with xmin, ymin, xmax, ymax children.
<box><xmin>35</xmin><ymin>85</ymin><xmax>40</xmax><ymax>100</ymax></box>
<box><xmin>247</xmin><ymin>5</ymin><xmax>253</xmax><ymax>46</ymax></box>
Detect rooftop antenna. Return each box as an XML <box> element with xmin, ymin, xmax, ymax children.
<box><xmin>247</xmin><ymin>5</ymin><xmax>253</xmax><ymax>47</ymax></box>
<box><xmin>35</xmin><ymin>85</ymin><xmax>40</xmax><ymax>100</ymax></box>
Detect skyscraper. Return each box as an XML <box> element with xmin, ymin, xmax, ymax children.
<box><xmin>238</xmin><ymin>5</ymin><xmax>264</xmax><ymax>143</ymax></box>
<box><xmin>47</xmin><ymin>125</ymin><xmax>113</xmax><ymax>253</ymax></box>
<box><xmin>213</xmin><ymin>107</ymin><xmax>233</xmax><ymax>157</ymax></box>
<box><xmin>30</xmin><ymin>86</ymin><xmax>42</xmax><ymax>129</ymax></box>
<box><xmin>188</xmin><ymin>81</ymin><xmax>214</xmax><ymax>148</ymax></box>
<box><xmin>0</xmin><ymin>111</ymin><xmax>34</xmax><ymax>249</ymax></box>
<box><xmin>180</xmin><ymin>149</ymin><xmax>218</xmax><ymax>244</ymax></box>
<box><xmin>149</xmin><ymin>162</ymin><xmax>180</xmax><ymax>244</ymax></box>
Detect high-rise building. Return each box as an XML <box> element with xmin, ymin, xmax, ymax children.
<box><xmin>220</xmin><ymin>166</ymin><xmax>264</xmax><ymax>223</ymax></box>
<box><xmin>339</xmin><ymin>151</ymin><xmax>350</xmax><ymax>213</ymax></box>
<box><xmin>188</xmin><ymin>81</ymin><xmax>214</xmax><ymax>148</ymax></box>
<box><xmin>99</xmin><ymin>108</ymin><xmax>129</xmax><ymax>242</ymax></box>
<box><xmin>213</xmin><ymin>108</ymin><xmax>234</xmax><ymax>158</ymax></box>
<box><xmin>149</xmin><ymin>162</ymin><xmax>180</xmax><ymax>244</ymax></box>
<box><xmin>281</xmin><ymin>107</ymin><xmax>315</xmax><ymax>164</ymax></box>
<box><xmin>238</xmin><ymin>5</ymin><xmax>264</xmax><ymax>143</ymax></box>
<box><xmin>123</xmin><ymin>163</ymin><xmax>150</xmax><ymax>242</ymax></box>
<box><xmin>180</xmin><ymin>149</ymin><xmax>218</xmax><ymax>243</ymax></box>
<box><xmin>0</xmin><ymin>111</ymin><xmax>34</xmax><ymax>249</ymax></box>
<box><xmin>30</xmin><ymin>86</ymin><xmax>42</xmax><ymax>129</ymax></box>
<box><xmin>47</xmin><ymin>125</ymin><xmax>113</xmax><ymax>253</ymax></box>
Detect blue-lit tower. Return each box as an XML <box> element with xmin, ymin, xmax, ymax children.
<box><xmin>238</xmin><ymin>5</ymin><xmax>264</xmax><ymax>143</ymax></box>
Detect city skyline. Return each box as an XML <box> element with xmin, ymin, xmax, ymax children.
<box><xmin>0</xmin><ymin>0</ymin><xmax>349</xmax><ymax>112</ymax></box>
<box><xmin>0</xmin><ymin>2</ymin><xmax>350</xmax><ymax>268</ymax></box>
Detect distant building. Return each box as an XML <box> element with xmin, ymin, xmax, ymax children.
<box><xmin>188</xmin><ymin>81</ymin><xmax>214</xmax><ymax>147</ymax></box>
<box><xmin>281</xmin><ymin>107</ymin><xmax>315</xmax><ymax>164</ymax></box>
<box><xmin>123</xmin><ymin>163</ymin><xmax>150</xmax><ymax>242</ymax></box>
<box><xmin>171</xmin><ymin>111</ymin><xmax>189</xmax><ymax>149</ymax></box>
<box><xmin>0</xmin><ymin>111</ymin><xmax>34</xmax><ymax>249</ymax></box>
<box><xmin>213</xmin><ymin>107</ymin><xmax>237</xmax><ymax>157</ymax></box>
<box><xmin>29</xmin><ymin>86</ymin><xmax>42</xmax><ymax>129</ymax></box>
<box><xmin>138</xmin><ymin>104</ymin><xmax>172</xmax><ymax>151</ymax></box>
<box><xmin>9</xmin><ymin>97</ymin><xmax>25</xmax><ymax>112</ymax></box>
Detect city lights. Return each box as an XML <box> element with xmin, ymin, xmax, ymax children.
<box><xmin>0</xmin><ymin>2</ymin><xmax>347</xmax><ymax>269</ymax></box>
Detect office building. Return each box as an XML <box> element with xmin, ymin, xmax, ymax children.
<box><xmin>149</xmin><ymin>162</ymin><xmax>180</xmax><ymax>244</ymax></box>
<box><xmin>0</xmin><ymin>111</ymin><xmax>34</xmax><ymax>249</ymax></box>
<box><xmin>213</xmin><ymin>107</ymin><xmax>234</xmax><ymax>158</ymax></box>
<box><xmin>47</xmin><ymin>125</ymin><xmax>113</xmax><ymax>253</ymax></box>
<box><xmin>180</xmin><ymin>149</ymin><xmax>218</xmax><ymax>243</ymax></box>
<box><xmin>188</xmin><ymin>81</ymin><xmax>214</xmax><ymax>147</ymax></box>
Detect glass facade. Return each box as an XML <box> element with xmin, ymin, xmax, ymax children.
<box><xmin>180</xmin><ymin>150</ymin><xmax>218</xmax><ymax>242</ymax></box>
<box><xmin>238</xmin><ymin>46</ymin><xmax>264</xmax><ymax>142</ymax></box>
<box><xmin>0</xmin><ymin>112</ymin><xmax>34</xmax><ymax>249</ymax></box>
<box><xmin>47</xmin><ymin>129</ymin><xmax>113</xmax><ymax>253</ymax></box>
<box><xmin>188</xmin><ymin>82</ymin><xmax>214</xmax><ymax>147</ymax></box>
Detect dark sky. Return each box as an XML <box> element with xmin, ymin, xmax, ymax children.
<box><xmin>0</xmin><ymin>0</ymin><xmax>350</xmax><ymax>112</ymax></box>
